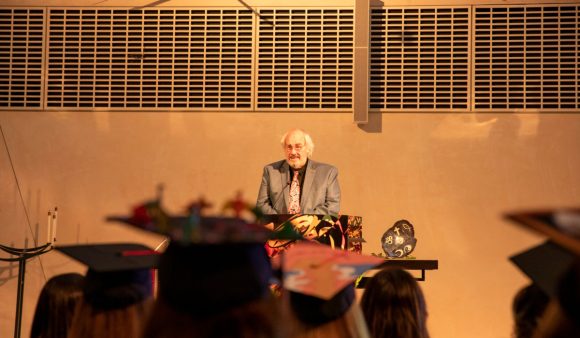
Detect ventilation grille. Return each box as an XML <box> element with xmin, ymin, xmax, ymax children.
<box><xmin>1</xmin><ymin>5</ymin><xmax>579</xmax><ymax>112</ymax></box>
<box><xmin>47</xmin><ymin>8</ymin><xmax>253</xmax><ymax>109</ymax></box>
<box><xmin>369</xmin><ymin>7</ymin><xmax>470</xmax><ymax>111</ymax></box>
<box><xmin>474</xmin><ymin>6</ymin><xmax>580</xmax><ymax>110</ymax></box>
<box><xmin>256</xmin><ymin>9</ymin><xmax>354</xmax><ymax>110</ymax></box>
<box><xmin>0</xmin><ymin>9</ymin><xmax>44</xmax><ymax>109</ymax></box>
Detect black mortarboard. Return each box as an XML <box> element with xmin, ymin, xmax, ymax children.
<box><xmin>509</xmin><ymin>241</ymin><xmax>576</xmax><ymax>298</ymax></box>
<box><xmin>506</xmin><ymin>209</ymin><xmax>580</xmax><ymax>298</ymax></box>
<box><xmin>506</xmin><ymin>208</ymin><xmax>580</xmax><ymax>329</ymax></box>
<box><xmin>56</xmin><ymin>243</ymin><xmax>159</xmax><ymax>310</ymax></box>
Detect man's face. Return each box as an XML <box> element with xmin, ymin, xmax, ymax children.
<box><xmin>284</xmin><ymin>131</ymin><xmax>308</xmax><ymax>169</ymax></box>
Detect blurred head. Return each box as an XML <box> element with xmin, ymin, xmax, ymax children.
<box><xmin>360</xmin><ymin>268</ymin><xmax>430</xmax><ymax>338</ymax></box>
<box><xmin>533</xmin><ymin>259</ymin><xmax>580</xmax><ymax>338</ymax></box>
<box><xmin>55</xmin><ymin>243</ymin><xmax>157</xmax><ymax>338</ymax></box>
<box><xmin>556</xmin><ymin>259</ymin><xmax>580</xmax><ymax>333</ymax></box>
<box><xmin>68</xmin><ymin>297</ymin><xmax>152</xmax><ymax>338</ymax></box>
<box><xmin>282</xmin><ymin>284</ymin><xmax>370</xmax><ymax>338</ymax></box>
<box><xmin>144</xmin><ymin>293</ymin><xmax>282</xmax><ymax>338</ymax></box>
<box><xmin>281</xmin><ymin>129</ymin><xmax>314</xmax><ymax>170</ymax></box>
<box><xmin>143</xmin><ymin>241</ymin><xmax>284</xmax><ymax>338</ymax></box>
<box><xmin>30</xmin><ymin>273</ymin><xmax>85</xmax><ymax>338</ymax></box>
<box><xmin>278</xmin><ymin>241</ymin><xmax>382</xmax><ymax>338</ymax></box>
<box><xmin>290</xmin><ymin>284</ymin><xmax>355</xmax><ymax>326</ymax></box>
<box><xmin>67</xmin><ymin>268</ymin><xmax>154</xmax><ymax>338</ymax></box>
<box><xmin>512</xmin><ymin>283</ymin><xmax>550</xmax><ymax>338</ymax></box>
<box><xmin>156</xmin><ymin>242</ymin><xmax>273</xmax><ymax>316</ymax></box>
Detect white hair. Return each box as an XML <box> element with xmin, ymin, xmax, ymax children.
<box><xmin>280</xmin><ymin>129</ymin><xmax>314</xmax><ymax>157</ymax></box>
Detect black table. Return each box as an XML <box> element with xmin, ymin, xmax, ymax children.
<box><xmin>356</xmin><ymin>259</ymin><xmax>438</xmax><ymax>288</ymax></box>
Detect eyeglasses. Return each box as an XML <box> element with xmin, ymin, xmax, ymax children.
<box><xmin>285</xmin><ymin>144</ymin><xmax>304</xmax><ymax>152</ymax></box>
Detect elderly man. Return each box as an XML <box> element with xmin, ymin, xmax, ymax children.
<box><xmin>256</xmin><ymin>129</ymin><xmax>340</xmax><ymax>215</ymax></box>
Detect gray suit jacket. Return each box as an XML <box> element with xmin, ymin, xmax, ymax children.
<box><xmin>256</xmin><ymin>159</ymin><xmax>340</xmax><ymax>215</ymax></box>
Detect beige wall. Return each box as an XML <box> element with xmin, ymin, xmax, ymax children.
<box><xmin>1</xmin><ymin>111</ymin><xmax>579</xmax><ymax>337</ymax></box>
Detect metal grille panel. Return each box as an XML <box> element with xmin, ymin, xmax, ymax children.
<box><xmin>474</xmin><ymin>6</ymin><xmax>580</xmax><ymax>110</ymax></box>
<box><xmin>0</xmin><ymin>9</ymin><xmax>44</xmax><ymax>109</ymax></box>
<box><xmin>369</xmin><ymin>7</ymin><xmax>471</xmax><ymax>111</ymax></box>
<box><xmin>256</xmin><ymin>9</ymin><xmax>354</xmax><ymax>110</ymax></box>
<box><xmin>1</xmin><ymin>4</ymin><xmax>579</xmax><ymax>112</ymax></box>
<box><xmin>46</xmin><ymin>8</ymin><xmax>253</xmax><ymax>109</ymax></box>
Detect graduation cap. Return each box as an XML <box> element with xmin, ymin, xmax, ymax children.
<box><xmin>510</xmin><ymin>241</ymin><xmax>580</xmax><ymax>329</ymax></box>
<box><xmin>281</xmin><ymin>241</ymin><xmax>383</xmax><ymax>325</ymax></box>
<box><xmin>506</xmin><ymin>208</ymin><xmax>580</xmax><ymax>328</ymax></box>
<box><xmin>509</xmin><ymin>241</ymin><xmax>576</xmax><ymax>298</ymax></box>
<box><xmin>56</xmin><ymin>243</ymin><xmax>159</xmax><ymax>310</ymax></box>
<box><xmin>506</xmin><ymin>208</ymin><xmax>580</xmax><ymax>296</ymax></box>
<box><xmin>505</xmin><ymin>208</ymin><xmax>580</xmax><ymax>256</ymax></box>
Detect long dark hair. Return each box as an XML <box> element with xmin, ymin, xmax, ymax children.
<box><xmin>360</xmin><ymin>268</ymin><xmax>429</xmax><ymax>338</ymax></box>
<box><xmin>30</xmin><ymin>273</ymin><xmax>85</xmax><ymax>338</ymax></box>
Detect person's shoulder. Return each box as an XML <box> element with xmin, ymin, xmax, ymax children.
<box><xmin>309</xmin><ymin>160</ymin><xmax>337</xmax><ymax>171</ymax></box>
<box><xmin>264</xmin><ymin>160</ymin><xmax>286</xmax><ymax>170</ymax></box>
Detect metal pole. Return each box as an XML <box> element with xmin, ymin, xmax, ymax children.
<box><xmin>14</xmin><ymin>256</ymin><xmax>25</xmax><ymax>338</ymax></box>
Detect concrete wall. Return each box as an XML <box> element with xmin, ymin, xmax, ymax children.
<box><xmin>1</xmin><ymin>111</ymin><xmax>579</xmax><ymax>337</ymax></box>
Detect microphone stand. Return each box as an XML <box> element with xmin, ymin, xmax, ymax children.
<box><xmin>0</xmin><ymin>242</ymin><xmax>53</xmax><ymax>338</ymax></box>
<box><xmin>270</xmin><ymin>180</ymin><xmax>290</xmax><ymax>213</ymax></box>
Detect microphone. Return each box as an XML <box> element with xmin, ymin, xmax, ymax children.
<box><xmin>271</xmin><ymin>180</ymin><xmax>291</xmax><ymax>212</ymax></box>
